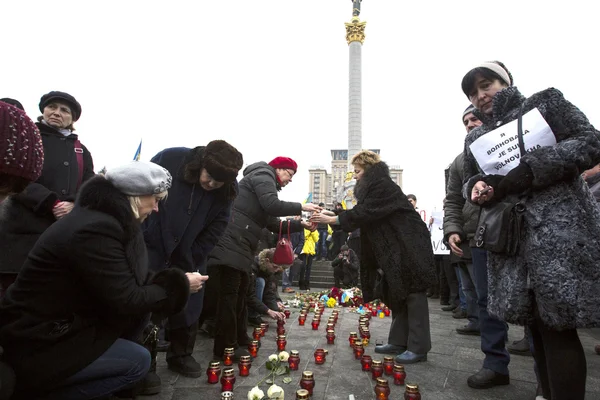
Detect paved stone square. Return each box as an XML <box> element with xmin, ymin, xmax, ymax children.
<box><xmin>148</xmin><ymin>295</ymin><xmax>600</xmax><ymax>400</ymax></box>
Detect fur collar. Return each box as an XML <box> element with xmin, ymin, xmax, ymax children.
<box><xmin>77</xmin><ymin>175</ymin><xmax>139</xmax><ymax>240</ymax></box>
<box><xmin>354</xmin><ymin>162</ymin><xmax>391</xmax><ymax>202</ymax></box>
<box><xmin>473</xmin><ymin>86</ymin><xmax>526</xmax><ymax>125</ymax></box>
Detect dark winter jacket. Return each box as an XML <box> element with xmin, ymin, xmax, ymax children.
<box><xmin>338</xmin><ymin>162</ymin><xmax>436</xmax><ymax>306</ymax></box>
<box><xmin>0</xmin><ymin>176</ymin><xmax>189</xmax><ymax>398</ymax></box>
<box><xmin>0</xmin><ymin>123</ymin><xmax>94</xmax><ymax>274</ymax></box>
<box><xmin>463</xmin><ymin>86</ymin><xmax>600</xmax><ymax>330</ymax></box>
<box><xmin>143</xmin><ymin>147</ymin><xmax>234</xmax><ymax>275</ymax></box>
<box><xmin>331</xmin><ymin>248</ymin><xmax>360</xmax><ymax>284</ymax></box>
<box><xmin>443</xmin><ymin>152</ymin><xmax>479</xmax><ymax>259</ymax></box>
<box><xmin>290</xmin><ymin>228</ymin><xmax>305</xmax><ymax>255</ymax></box>
<box><xmin>207</xmin><ymin>162</ymin><xmax>304</xmax><ymax>273</ymax></box>
<box><xmin>247</xmin><ymin>256</ymin><xmax>282</xmax><ymax>315</ymax></box>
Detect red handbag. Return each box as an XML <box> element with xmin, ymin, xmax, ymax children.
<box><xmin>273</xmin><ymin>220</ymin><xmax>294</xmax><ymax>265</ymax></box>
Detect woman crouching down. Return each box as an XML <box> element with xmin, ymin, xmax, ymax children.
<box><xmin>0</xmin><ymin>161</ymin><xmax>191</xmax><ymax>400</ymax></box>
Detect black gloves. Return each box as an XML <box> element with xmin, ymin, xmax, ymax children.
<box><xmin>494</xmin><ymin>163</ymin><xmax>534</xmax><ymax>200</ymax></box>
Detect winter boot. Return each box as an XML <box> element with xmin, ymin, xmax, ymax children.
<box><xmin>167</xmin><ymin>321</ymin><xmax>202</xmax><ymax>378</ymax></box>
<box><xmin>139</xmin><ymin>324</ymin><xmax>162</xmax><ymax>395</ymax></box>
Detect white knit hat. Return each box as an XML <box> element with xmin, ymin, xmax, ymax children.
<box><xmin>105</xmin><ymin>161</ymin><xmax>172</xmax><ymax>196</ymax></box>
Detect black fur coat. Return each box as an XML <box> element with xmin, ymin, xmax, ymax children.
<box><xmin>338</xmin><ymin>162</ymin><xmax>436</xmax><ymax>306</ymax></box>
<box><xmin>0</xmin><ymin>175</ymin><xmax>189</xmax><ymax>397</ymax></box>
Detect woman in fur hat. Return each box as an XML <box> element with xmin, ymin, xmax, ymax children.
<box><xmin>310</xmin><ymin>150</ymin><xmax>436</xmax><ymax>365</ymax></box>
<box><xmin>462</xmin><ymin>61</ymin><xmax>600</xmax><ymax>399</ymax></box>
<box><xmin>0</xmin><ymin>161</ymin><xmax>192</xmax><ymax>400</ymax></box>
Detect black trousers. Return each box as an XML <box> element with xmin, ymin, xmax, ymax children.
<box><xmin>529</xmin><ymin>304</ymin><xmax>586</xmax><ymax>400</ymax></box>
<box><xmin>212</xmin><ymin>265</ymin><xmax>250</xmax><ymax>357</ymax></box>
<box><xmin>388</xmin><ymin>292</ymin><xmax>432</xmax><ymax>354</ymax></box>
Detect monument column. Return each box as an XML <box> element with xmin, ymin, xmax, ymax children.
<box><xmin>345</xmin><ymin>14</ymin><xmax>366</xmax><ymax>171</ymax></box>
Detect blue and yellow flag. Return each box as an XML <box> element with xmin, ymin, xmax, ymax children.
<box><xmin>133</xmin><ymin>140</ymin><xmax>142</xmax><ymax>161</ymax></box>
<box><xmin>302</xmin><ymin>192</ymin><xmax>313</xmax><ymax>204</ymax></box>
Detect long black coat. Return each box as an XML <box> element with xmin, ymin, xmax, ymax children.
<box><xmin>338</xmin><ymin>162</ymin><xmax>436</xmax><ymax>306</ymax></box>
<box><xmin>0</xmin><ymin>123</ymin><xmax>94</xmax><ymax>274</ymax></box>
<box><xmin>207</xmin><ymin>162</ymin><xmax>304</xmax><ymax>273</ymax></box>
<box><xmin>0</xmin><ymin>176</ymin><xmax>189</xmax><ymax>398</ymax></box>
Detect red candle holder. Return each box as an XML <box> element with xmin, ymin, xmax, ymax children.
<box><xmin>361</xmin><ymin>354</ymin><xmax>373</xmax><ymax>371</ymax></box>
<box><xmin>296</xmin><ymin>389</ymin><xmax>310</xmax><ymax>399</ymax></box>
<box><xmin>383</xmin><ymin>307</ymin><xmax>391</xmax><ymax>317</ymax></box>
<box><xmin>311</xmin><ymin>319</ymin><xmax>320</xmax><ymax>330</ymax></box>
<box><xmin>277</xmin><ymin>335</ymin><xmax>287</xmax><ymax>351</ymax></box>
<box><xmin>349</xmin><ymin>332</ymin><xmax>358</xmax><ymax>347</ymax></box>
<box><xmin>326</xmin><ymin>329</ymin><xmax>336</xmax><ymax>345</ymax></box>
<box><xmin>284</xmin><ymin>309</ymin><xmax>291</xmax><ymax>319</ymax></box>
<box><xmin>362</xmin><ymin>328</ymin><xmax>371</xmax><ymax>346</ymax></box>
<box><xmin>260</xmin><ymin>322</ymin><xmax>268</xmax><ymax>335</ymax></box>
<box><xmin>238</xmin><ymin>355</ymin><xmax>252</xmax><ymax>377</ymax></box>
<box><xmin>404</xmin><ymin>383</ymin><xmax>421</xmax><ymax>399</ymax></box>
<box><xmin>383</xmin><ymin>356</ymin><xmax>394</xmax><ymax>375</ymax></box>
<box><xmin>220</xmin><ymin>368</ymin><xmax>236</xmax><ymax>392</ymax></box>
<box><xmin>277</xmin><ymin>326</ymin><xmax>286</xmax><ymax>336</ymax></box>
<box><xmin>253</xmin><ymin>327</ymin><xmax>262</xmax><ymax>341</ymax></box>
<box><xmin>298</xmin><ymin>313</ymin><xmax>307</xmax><ymax>326</ymax></box>
<box><xmin>277</xmin><ymin>318</ymin><xmax>286</xmax><ymax>327</ymax></box>
<box><xmin>326</xmin><ymin>323</ymin><xmax>335</xmax><ymax>331</ymax></box>
<box><xmin>374</xmin><ymin>377</ymin><xmax>391</xmax><ymax>400</ymax></box>
<box><xmin>353</xmin><ymin>337</ymin><xmax>363</xmax><ymax>350</ymax></box>
<box><xmin>206</xmin><ymin>361</ymin><xmax>221</xmax><ymax>384</ymax></box>
<box><xmin>365</xmin><ymin>312</ymin><xmax>372</xmax><ymax>320</ymax></box>
<box><xmin>288</xmin><ymin>350</ymin><xmax>300</xmax><ymax>370</ymax></box>
<box><xmin>248</xmin><ymin>340</ymin><xmax>259</xmax><ymax>358</ymax></box>
<box><xmin>371</xmin><ymin>308</ymin><xmax>377</xmax><ymax>317</ymax></box>
<box><xmin>371</xmin><ymin>360</ymin><xmax>384</xmax><ymax>380</ymax></box>
<box><xmin>223</xmin><ymin>348</ymin><xmax>235</xmax><ymax>367</ymax></box>
<box><xmin>314</xmin><ymin>348</ymin><xmax>328</xmax><ymax>365</ymax></box>
<box><xmin>393</xmin><ymin>364</ymin><xmax>406</xmax><ymax>385</ymax></box>
<box><xmin>300</xmin><ymin>371</ymin><xmax>315</xmax><ymax>395</ymax></box>
<box><xmin>353</xmin><ymin>342</ymin><xmax>364</xmax><ymax>360</ymax></box>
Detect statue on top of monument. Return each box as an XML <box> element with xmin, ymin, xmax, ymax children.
<box><xmin>352</xmin><ymin>0</ymin><xmax>362</xmax><ymax>17</ymax></box>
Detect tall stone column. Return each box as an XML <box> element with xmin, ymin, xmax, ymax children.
<box><xmin>345</xmin><ymin>16</ymin><xmax>366</xmax><ymax>171</ymax></box>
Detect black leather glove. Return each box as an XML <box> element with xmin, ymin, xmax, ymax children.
<box><xmin>495</xmin><ymin>163</ymin><xmax>534</xmax><ymax>200</ymax></box>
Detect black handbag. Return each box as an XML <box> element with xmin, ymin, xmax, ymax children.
<box><xmin>474</xmin><ymin>106</ymin><xmax>527</xmax><ymax>256</ymax></box>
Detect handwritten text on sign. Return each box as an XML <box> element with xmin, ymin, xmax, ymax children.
<box><xmin>430</xmin><ymin>211</ymin><xmax>449</xmax><ymax>256</ymax></box>
<box><xmin>469</xmin><ymin>108</ymin><xmax>556</xmax><ymax>176</ymax></box>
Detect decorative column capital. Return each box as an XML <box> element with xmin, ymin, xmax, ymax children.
<box><xmin>345</xmin><ymin>17</ymin><xmax>366</xmax><ymax>45</ymax></box>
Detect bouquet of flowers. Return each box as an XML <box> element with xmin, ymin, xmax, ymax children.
<box><xmin>247</xmin><ymin>351</ymin><xmax>291</xmax><ymax>400</ymax></box>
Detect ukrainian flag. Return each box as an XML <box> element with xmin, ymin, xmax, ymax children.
<box><xmin>302</xmin><ymin>193</ymin><xmax>313</xmax><ymax>204</ymax></box>
<box><xmin>133</xmin><ymin>140</ymin><xmax>142</xmax><ymax>161</ymax></box>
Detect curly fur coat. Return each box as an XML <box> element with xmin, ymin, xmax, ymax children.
<box><xmin>464</xmin><ymin>86</ymin><xmax>600</xmax><ymax>330</ymax></box>
<box><xmin>338</xmin><ymin>162</ymin><xmax>436</xmax><ymax>306</ymax></box>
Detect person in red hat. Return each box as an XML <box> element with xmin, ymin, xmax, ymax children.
<box><xmin>205</xmin><ymin>156</ymin><xmax>321</xmax><ymax>361</ymax></box>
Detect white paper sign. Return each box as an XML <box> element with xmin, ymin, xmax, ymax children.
<box><xmin>469</xmin><ymin>108</ymin><xmax>556</xmax><ymax>176</ymax></box>
<box><xmin>430</xmin><ymin>211</ymin><xmax>450</xmax><ymax>255</ymax></box>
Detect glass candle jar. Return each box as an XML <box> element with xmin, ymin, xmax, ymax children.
<box><xmin>296</xmin><ymin>388</ymin><xmax>310</xmax><ymax>399</ymax></box>
<box><xmin>221</xmin><ymin>391</ymin><xmax>234</xmax><ymax>400</ymax></box>
<box><xmin>288</xmin><ymin>350</ymin><xmax>300</xmax><ymax>370</ymax></box>
<box><xmin>353</xmin><ymin>342</ymin><xmax>364</xmax><ymax>360</ymax></box>
<box><xmin>384</xmin><ymin>307</ymin><xmax>391</xmax><ymax>317</ymax></box>
<box><xmin>362</xmin><ymin>328</ymin><xmax>371</xmax><ymax>346</ymax></box>
<box><xmin>277</xmin><ymin>318</ymin><xmax>285</xmax><ymax>327</ymax></box>
<box><xmin>404</xmin><ymin>383</ymin><xmax>421</xmax><ymax>399</ymax></box>
<box><xmin>238</xmin><ymin>355</ymin><xmax>252</xmax><ymax>377</ymax></box>
<box><xmin>371</xmin><ymin>360</ymin><xmax>384</xmax><ymax>380</ymax></box>
<box><xmin>277</xmin><ymin>335</ymin><xmax>287</xmax><ymax>351</ymax></box>
<box><xmin>248</xmin><ymin>340</ymin><xmax>259</xmax><ymax>358</ymax></box>
<box><xmin>375</xmin><ymin>377</ymin><xmax>391</xmax><ymax>400</ymax></box>
<box><xmin>361</xmin><ymin>354</ymin><xmax>373</xmax><ymax>371</ymax></box>
<box><xmin>220</xmin><ymin>368</ymin><xmax>236</xmax><ymax>392</ymax></box>
<box><xmin>326</xmin><ymin>323</ymin><xmax>335</xmax><ymax>332</ymax></box>
<box><xmin>284</xmin><ymin>309</ymin><xmax>291</xmax><ymax>319</ymax></box>
<box><xmin>206</xmin><ymin>361</ymin><xmax>221</xmax><ymax>384</ymax></box>
<box><xmin>311</xmin><ymin>319</ymin><xmax>320</xmax><ymax>330</ymax></box>
<box><xmin>365</xmin><ymin>312</ymin><xmax>372</xmax><ymax>320</ymax></box>
<box><xmin>277</xmin><ymin>326</ymin><xmax>286</xmax><ymax>336</ymax></box>
<box><xmin>393</xmin><ymin>364</ymin><xmax>406</xmax><ymax>385</ymax></box>
<box><xmin>354</xmin><ymin>337</ymin><xmax>363</xmax><ymax>350</ymax></box>
<box><xmin>313</xmin><ymin>348</ymin><xmax>328</xmax><ymax>365</ymax></box>
<box><xmin>383</xmin><ymin>356</ymin><xmax>394</xmax><ymax>375</ymax></box>
<box><xmin>300</xmin><ymin>371</ymin><xmax>315</xmax><ymax>395</ymax></box>
<box><xmin>349</xmin><ymin>332</ymin><xmax>358</xmax><ymax>347</ymax></box>
<box><xmin>326</xmin><ymin>329</ymin><xmax>336</xmax><ymax>345</ymax></box>
<box><xmin>371</xmin><ymin>308</ymin><xmax>378</xmax><ymax>317</ymax></box>
<box><xmin>298</xmin><ymin>313</ymin><xmax>307</xmax><ymax>326</ymax></box>
<box><xmin>260</xmin><ymin>322</ymin><xmax>268</xmax><ymax>335</ymax></box>
<box><xmin>223</xmin><ymin>348</ymin><xmax>235</xmax><ymax>367</ymax></box>
<box><xmin>253</xmin><ymin>327</ymin><xmax>262</xmax><ymax>341</ymax></box>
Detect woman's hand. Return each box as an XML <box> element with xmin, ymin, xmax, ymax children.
<box><xmin>302</xmin><ymin>203</ymin><xmax>322</xmax><ymax>213</ymax></box>
<box><xmin>53</xmin><ymin>201</ymin><xmax>75</xmax><ymax>219</ymax></box>
<box><xmin>301</xmin><ymin>220</ymin><xmax>317</xmax><ymax>231</ymax></box>
<box><xmin>185</xmin><ymin>272</ymin><xmax>209</xmax><ymax>293</ymax></box>
<box><xmin>267</xmin><ymin>309</ymin><xmax>286</xmax><ymax>320</ymax></box>
<box><xmin>309</xmin><ymin>213</ymin><xmax>337</xmax><ymax>225</ymax></box>
<box><xmin>471</xmin><ymin>181</ymin><xmax>495</xmax><ymax>204</ymax></box>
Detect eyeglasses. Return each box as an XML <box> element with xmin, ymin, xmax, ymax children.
<box><xmin>284</xmin><ymin>169</ymin><xmax>294</xmax><ymax>180</ymax></box>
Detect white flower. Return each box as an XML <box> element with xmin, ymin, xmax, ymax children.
<box><xmin>267</xmin><ymin>384</ymin><xmax>285</xmax><ymax>400</ymax></box>
<box><xmin>268</xmin><ymin>354</ymin><xmax>279</xmax><ymax>362</ymax></box>
<box><xmin>248</xmin><ymin>386</ymin><xmax>265</xmax><ymax>400</ymax></box>
<box><xmin>278</xmin><ymin>351</ymin><xmax>290</xmax><ymax>362</ymax></box>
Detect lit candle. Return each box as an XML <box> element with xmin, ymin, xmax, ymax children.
<box><xmin>223</xmin><ymin>348</ymin><xmax>235</xmax><ymax>367</ymax></box>
<box><xmin>374</xmin><ymin>377</ymin><xmax>391</xmax><ymax>400</ymax></box>
<box><xmin>383</xmin><ymin>356</ymin><xmax>394</xmax><ymax>375</ymax></box>
<box><xmin>298</xmin><ymin>313</ymin><xmax>307</xmax><ymax>326</ymax></box>
<box><xmin>288</xmin><ymin>350</ymin><xmax>300</xmax><ymax>371</ymax></box>
<box><xmin>206</xmin><ymin>361</ymin><xmax>221</xmax><ymax>384</ymax></box>
<box><xmin>238</xmin><ymin>355</ymin><xmax>252</xmax><ymax>377</ymax></box>
<box><xmin>300</xmin><ymin>371</ymin><xmax>315</xmax><ymax>395</ymax></box>
<box><xmin>371</xmin><ymin>360</ymin><xmax>384</xmax><ymax>380</ymax></box>
<box><xmin>326</xmin><ymin>329</ymin><xmax>336</xmax><ymax>345</ymax></box>
<box><xmin>313</xmin><ymin>348</ymin><xmax>328</xmax><ymax>365</ymax></box>
<box><xmin>220</xmin><ymin>368</ymin><xmax>236</xmax><ymax>392</ymax></box>
<box><xmin>393</xmin><ymin>364</ymin><xmax>406</xmax><ymax>385</ymax></box>
<box><xmin>361</xmin><ymin>354</ymin><xmax>373</xmax><ymax>371</ymax></box>
<box><xmin>277</xmin><ymin>335</ymin><xmax>287</xmax><ymax>351</ymax></box>
<box><xmin>248</xmin><ymin>341</ymin><xmax>259</xmax><ymax>358</ymax></box>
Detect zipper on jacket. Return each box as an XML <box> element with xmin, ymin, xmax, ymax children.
<box><xmin>188</xmin><ymin>184</ymin><xmax>195</xmax><ymax>215</ymax></box>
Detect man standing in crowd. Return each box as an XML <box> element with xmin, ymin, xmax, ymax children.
<box><xmin>315</xmin><ymin>202</ymin><xmax>328</xmax><ymax>261</ymax></box>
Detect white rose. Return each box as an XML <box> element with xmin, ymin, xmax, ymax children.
<box><xmin>267</xmin><ymin>384</ymin><xmax>285</xmax><ymax>400</ymax></box>
<box><xmin>278</xmin><ymin>351</ymin><xmax>290</xmax><ymax>362</ymax></box>
<box><xmin>268</xmin><ymin>354</ymin><xmax>278</xmax><ymax>363</ymax></box>
<box><xmin>248</xmin><ymin>386</ymin><xmax>265</xmax><ymax>400</ymax></box>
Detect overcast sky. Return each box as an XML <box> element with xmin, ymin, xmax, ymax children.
<box><xmin>3</xmin><ymin>1</ymin><xmax>598</xmax><ymax>213</ymax></box>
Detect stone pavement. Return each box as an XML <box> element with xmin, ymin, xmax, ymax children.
<box><xmin>148</xmin><ymin>294</ymin><xmax>600</xmax><ymax>400</ymax></box>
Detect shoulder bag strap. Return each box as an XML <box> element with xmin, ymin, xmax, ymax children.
<box><xmin>278</xmin><ymin>220</ymin><xmax>283</xmax><ymax>241</ymax></box>
<box><xmin>517</xmin><ymin>105</ymin><xmax>526</xmax><ymax>156</ymax></box>
<box><xmin>287</xmin><ymin>219</ymin><xmax>291</xmax><ymax>240</ymax></box>
<box><xmin>74</xmin><ymin>139</ymin><xmax>84</xmax><ymax>190</ymax></box>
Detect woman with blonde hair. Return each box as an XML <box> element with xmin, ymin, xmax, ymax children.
<box><xmin>311</xmin><ymin>150</ymin><xmax>436</xmax><ymax>364</ymax></box>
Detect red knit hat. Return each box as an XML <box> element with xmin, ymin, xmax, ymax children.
<box><xmin>268</xmin><ymin>156</ymin><xmax>297</xmax><ymax>173</ymax></box>
<box><xmin>0</xmin><ymin>102</ymin><xmax>44</xmax><ymax>182</ymax></box>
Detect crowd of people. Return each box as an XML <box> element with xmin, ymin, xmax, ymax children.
<box><xmin>1</xmin><ymin>58</ymin><xmax>599</xmax><ymax>400</ymax></box>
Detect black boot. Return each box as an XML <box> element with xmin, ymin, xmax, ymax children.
<box><xmin>299</xmin><ymin>280</ymin><xmax>306</xmax><ymax>291</ymax></box>
<box><xmin>167</xmin><ymin>321</ymin><xmax>202</xmax><ymax>378</ymax></box>
<box><xmin>139</xmin><ymin>324</ymin><xmax>161</xmax><ymax>395</ymax></box>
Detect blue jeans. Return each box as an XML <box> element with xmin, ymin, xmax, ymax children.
<box><xmin>457</xmin><ymin>262</ymin><xmax>479</xmax><ymax>329</ymax></box>
<box><xmin>316</xmin><ymin>229</ymin><xmax>328</xmax><ymax>259</ymax></box>
<box><xmin>282</xmin><ymin>268</ymin><xmax>292</xmax><ymax>288</ymax></box>
<box><xmin>47</xmin><ymin>338</ymin><xmax>150</xmax><ymax>399</ymax></box>
<box><xmin>471</xmin><ymin>248</ymin><xmax>510</xmax><ymax>376</ymax></box>
<box><xmin>455</xmin><ymin>266</ymin><xmax>467</xmax><ymax>311</ymax></box>
<box><xmin>255</xmin><ymin>277</ymin><xmax>266</xmax><ymax>302</ymax></box>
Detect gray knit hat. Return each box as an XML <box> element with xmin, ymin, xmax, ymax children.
<box><xmin>105</xmin><ymin>161</ymin><xmax>172</xmax><ymax>196</ymax></box>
